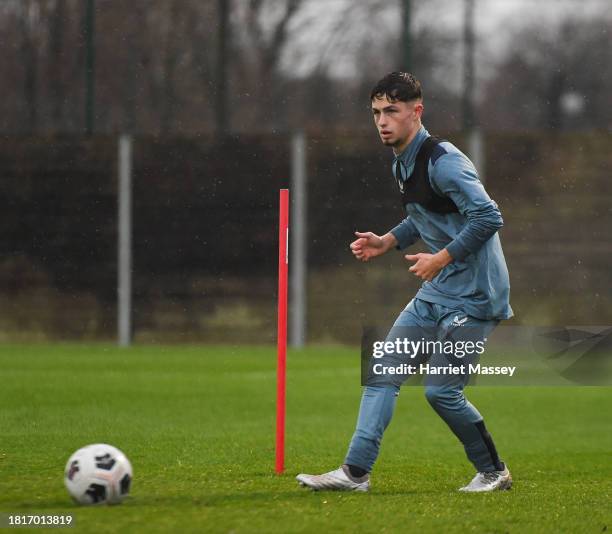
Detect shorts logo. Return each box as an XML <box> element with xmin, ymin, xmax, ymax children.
<box><xmin>452</xmin><ymin>316</ymin><xmax>468</xmax><ymax>327</ymax></box>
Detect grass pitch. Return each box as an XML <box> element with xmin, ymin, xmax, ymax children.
<box><xmin>0</xmin><ymin>344</ymin><xmax>610</xmax><ymax>533</ymax></box>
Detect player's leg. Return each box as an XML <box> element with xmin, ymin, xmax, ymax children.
<box><xmin>423</xmin><ymin>308</ymin><xmax>511</xmax><ymax>491</ymax></box>
<box><xmin>297</xmin><ymin>299</ymin><xmax>435</xmax><ymax>491</ymax></box>
<box><xmin>343</xmin><ymin>298</ymin><xmax>436</xmax><ymax>474</ymax></box>
<box><xmin>423</xmin><ymin>380</ymin><xmax>506</xmax><ymax>472</ymax></box>
<box><xmin>296</xmin><ymin>383</ymin><xmax>400</xmax><ymax>491</ymax></box>
<box><xmin>425</xmin><ymin>380</ymin><xmax>512</xmax><ymax>492</ymax></box>
<box><xmin>343</xmin><ymin>384</ymin><xmax>399</xmax><ymax>474</ymax></box>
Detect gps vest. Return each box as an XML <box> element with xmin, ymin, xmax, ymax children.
<box><xmin>395</xmin><ymin>136</ymin><xmax>459</xmax><ymax>214</ymax></box>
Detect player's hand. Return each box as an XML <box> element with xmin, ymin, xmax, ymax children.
<box><xmin>405</xmin><ymin>250</ymin><xmax>452</xmax><ymax>281</ymax></box>
<box><xmin>350</xmin><ymin>231</ymin><xmax>392</xmax><ymax>262</ymax></box>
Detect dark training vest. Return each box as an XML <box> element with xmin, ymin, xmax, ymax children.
<box><xmin>395</xmin><ymin>136</ymin><xmax>459</xmax><ymax>214</ymax></box>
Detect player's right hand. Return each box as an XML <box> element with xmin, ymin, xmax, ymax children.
<box><xmin>350</xmin><ymin>231</ymin><xmax>387</xmax><ymax>262</ymax></box>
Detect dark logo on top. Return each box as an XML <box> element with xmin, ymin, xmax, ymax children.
<box><xmin>95</xmin><ymin>453</ymin><xmax>116</xmax><ymax>470</ymax></box>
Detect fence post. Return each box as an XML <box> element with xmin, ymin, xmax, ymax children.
<box><xmin>468</xmin><ymin>128</ymin><xmax>485</xmax><ymax>183</ymax></box>
<box><xmin>290</xmin><ymin>131</ymin><xmax>307</xmax><ymax>348</ymax></box>
<box><xmin>118</xmin><ymin>134</ymin><xmax>133</xmax><ymax>346</ymax></box>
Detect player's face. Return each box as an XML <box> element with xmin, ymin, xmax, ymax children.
<box><xmin>371</xmin><ymin>96</ymin><xmax>423</xmax><ymax>153</ymax></box>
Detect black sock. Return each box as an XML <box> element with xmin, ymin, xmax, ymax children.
<box><xmin>475</xmin><ymin>421</ymin><xmax>504</xmax><ymax>471</ymax></box>
<box><xmin>346</xmin><ymin>464</ymin><xmax>368</xmax><ymax>478</ymax></box>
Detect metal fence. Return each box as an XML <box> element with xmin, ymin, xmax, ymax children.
<box><xmin>1</xmin><ymin>131</ymin><xmax>610</xmax><ymax>344</ymax></box>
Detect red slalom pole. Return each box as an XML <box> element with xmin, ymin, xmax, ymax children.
<box><xmin>276</xmin><ymin>189</ymin><xmax>289</xmax><ymax>474</ymax></box>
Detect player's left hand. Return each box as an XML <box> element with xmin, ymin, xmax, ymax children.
<box><xmin>405</xmin><ymin>250</ymin><xmax>452</xmax><ymax>281</ymax></box>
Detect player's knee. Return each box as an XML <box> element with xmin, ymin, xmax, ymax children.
<box><xmin>424</xmin><ymin>385</ymin><xmax>456</xmax><ymax>409</ymax></box>
<box><xmin>424</xmin><ymin>385</ymin><xmax>443</xmax><ymax>407</ymax></box>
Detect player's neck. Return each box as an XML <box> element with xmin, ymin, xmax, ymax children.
<box><xmin>393</xmin><ymin>123</ymin><xmax>422</xmax><ymax>156</ymax></box>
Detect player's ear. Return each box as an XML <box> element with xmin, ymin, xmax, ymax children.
<box><xmin>414</xmin><ymin>101</ymin><xmax>424</xmax><ymax>119</ymax></box>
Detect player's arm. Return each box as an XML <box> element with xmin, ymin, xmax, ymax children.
<box><xmin>405</xmin><ymin>149</ymin><xmax>502</xmax><ymax>281</ymax></box>
<box><xmin>389</xmin><ymin>216</ymin><xmax>421</xmax><ymax>251</ymax></box>
<box><xmin>432</xmin><ymin>150</ymin><xmax>504</xmax><ymax>262</ymax></box>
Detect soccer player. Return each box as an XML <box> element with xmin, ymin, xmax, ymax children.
<box><xmin>297</xmin><ymin>72</ymin><xmax>513</xmax><ymax>493</ymax></box>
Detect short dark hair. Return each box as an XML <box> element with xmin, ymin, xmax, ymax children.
<box><xmin>370</xmin><ymin>72</ymin><xmax>422</xmax><ymax>102</ymax></box>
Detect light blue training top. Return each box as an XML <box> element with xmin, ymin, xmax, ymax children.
<box><xmin>390</xmin><ymin>125</ymin><xmax>513</xmax><ymax>321</ymax></box>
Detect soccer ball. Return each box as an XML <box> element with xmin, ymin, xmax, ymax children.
<box><xmin>64</xmin><ymin>444</ymin><xmax>132</xmax><ymax>505</ymax></box>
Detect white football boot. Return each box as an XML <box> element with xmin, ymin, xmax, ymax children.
<box><xmin>296</xmin><ymin>465</ymin><xmax>370</xmax><ymax>492</ymax></box>
<box><xmin>459</xmin><ymin>465</ymin><xmax>512</xmax><ymax>492</ymax></box>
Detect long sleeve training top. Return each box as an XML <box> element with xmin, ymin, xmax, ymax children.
<box><xmin>390</xmin><ymin>125</ymin><xmax>513</xmax><ymax>321</ymax></box>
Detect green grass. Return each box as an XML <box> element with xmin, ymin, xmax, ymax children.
<box><xmin>0</xmin><ymin>344</ymin><xmax>610</xmax><ymax>533</ymax></box>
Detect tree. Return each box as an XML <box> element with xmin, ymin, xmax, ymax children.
<box><xmin>0</xmin><ymin>0</ymin><xmax>469</xmax><ymax>135</ymax></box>
<box><xmin>17</xmin><ymin>1</ymin><xmax>41</xmax><ymax>133</ymax></box>
<box><xmin>481</xmin><ymin>16</ymin><xmax>612</xmax><ymax>131</ymax></box>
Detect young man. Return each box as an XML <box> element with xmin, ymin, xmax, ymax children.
<box><xmin>297</xmin><ymin>72</ymin><xmax>513</xmax><ymax>493</ymax></box>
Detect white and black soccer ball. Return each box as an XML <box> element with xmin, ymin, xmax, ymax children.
<box><xmin>64</xmin><ymin>444</ymin><xmax>132</xmax><ymax>505</ymax></box>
